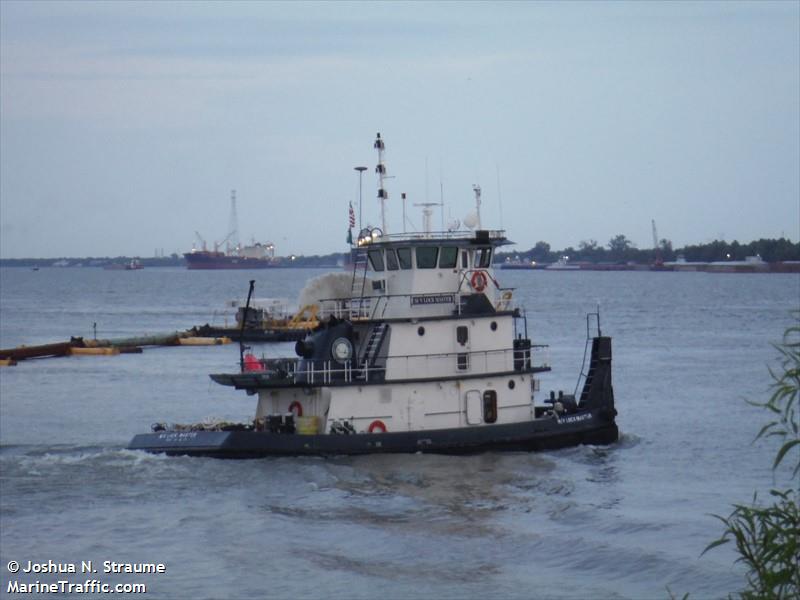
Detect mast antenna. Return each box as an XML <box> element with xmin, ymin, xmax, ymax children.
<box><xmin>472</xmin><ymin>184</ymin><xmax>482</xmax><ymax>229</ymax></box>
<box><xmin>440</xmin><ymin>180</ymin><xmax>445</xmax><ymax>232</ymax></box>
<box><xmin>402</xmin><ymin>193</ymin><xmax>407</xmax><ymax>234</ymax></box>
<box><xmin>414</xmin><ymin>202</ymin><xmax>440</xmax><ymax>236</ymax></box>
<box><xmin>375</xmin><ymin>133</ymin><xmax>388</xmax><ymax>234</ymax></box>
<box><xmin>496</xmin><ymin>165</ymin><xmax>504</xmax><ymax>230</ymax></box>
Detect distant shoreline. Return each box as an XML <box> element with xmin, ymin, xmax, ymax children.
<box><xmin>1</xmin><ymin>236</ymin><xmax>798</xmax><ymax>270</ymax></box>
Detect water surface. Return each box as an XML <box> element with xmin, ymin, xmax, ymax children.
<box><xmin>1</xmin><ymin>267</ymin><xmax>797</xmax><ymax>598</ymax></box>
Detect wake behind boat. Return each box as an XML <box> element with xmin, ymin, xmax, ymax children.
<box><xmin>129</xmin><ymin>134</ymin><xmax>618</xmax><ymax>458</ymax></box>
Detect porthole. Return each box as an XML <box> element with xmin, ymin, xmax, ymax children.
<box><xmin>490</xmin><ymin>321</ymin><xmax>498</xmax><ymax>331</ymax></box>
<box><xmin>417</xmin><ymin>326</ymin><xmax>425</xmax><ymax>336</ymax></box>
<box><xmin>508</xmin><ymin>380</ymin><xmax>516</xmax><ymax>390</ymax></box>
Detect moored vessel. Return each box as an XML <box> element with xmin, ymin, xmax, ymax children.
<box><xmin>129</xmin><ymin>134</ymin><xmax>618</xmax><ymax>457</ymax></box>
<box><xmin>184</xmin><ymin>191</ymin><xmax>279</xmax><ymax>269</ymax></box>
<box><xmin>183</xmin><ymin>243</ymin><xmax>279</xmax><ymax>270</ymax></box>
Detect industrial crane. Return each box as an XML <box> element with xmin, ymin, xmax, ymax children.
<box><xmin>193</xmin><ymin>231</ymin><xmax>208</xmax><ymax>252</ymax></box>
<box><xmin>652</xmin><ymin>220</ymin><xmax>664</xmax><ymax>267</ymax></box>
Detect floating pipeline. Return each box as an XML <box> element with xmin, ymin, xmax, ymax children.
<box><xmin>69</xmin><ymin>347</ymin><xmax>121</xmax><ymax>356</ymax></box>
<box><xmin>0</xmin><ymin>331</ymin><xmax>231</xmax><ymax>363</ymax></box>
<box><xmin>177</xmin><ymin>336</ymin><xmax>233</xmax><ymax>346</ymax></box>
<box><xmin>0</xmin><ymin>341</ymin><xmax>74</xmax><ymax>361</ymax></box>
<box><xmin>192</xmin><ymin>324</ymin><xmax>307</xmax><ymax>343</ymax></box>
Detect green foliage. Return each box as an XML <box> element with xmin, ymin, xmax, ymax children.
<box><xmin>759</xmin><ymin>320</ymin><xmax>800</xmax><ymax>477</ymax></box>
<box><xmin>493</xmin><ymin>236</ymin><xmax>800</xmax><ymax>266</ymax></box>
<box><xmin>703</xmin><ymin>316</ymin><xmax>800</xmax><ymax>599</ymax></box>
<box><xmin>607</xmin><ymin>233</ymin><xmax>635</xmax><ymax>258</ymax></box>
<box><xmin>681</xmin><ymin>238</ymin><xmax>800</xmax><ymax>263</ymax></box>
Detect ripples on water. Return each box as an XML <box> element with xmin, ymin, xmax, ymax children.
<box><xmin>1</xmin><ymin>268</ymin><xmax>797</xmax><ymax>598</ymax></box>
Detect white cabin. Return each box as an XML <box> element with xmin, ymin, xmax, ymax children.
<box><xmin>244</xmin><ymin>228</ymin><xmax>550</xmax><ymax>436</ymax></box>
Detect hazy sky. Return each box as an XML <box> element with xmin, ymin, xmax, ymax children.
<box><xmin>1</xmin><ymin>1</ymin><xmax>798</xmax><ymax>259</ymax></box>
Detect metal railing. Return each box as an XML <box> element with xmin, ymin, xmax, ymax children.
<box><xmin>251</xmin><ymin>345</ymin><xmax>549</xmax><ymax>386</ymax></box>
<box><xmin>359</xmin><ymin>229</ymin><xmax>507</xmax><ymax>243</ymax></box>
<box><xmin>318</xmin><ymin>289</ymin><xmax>517</xmax><ymax>321</ymax></box>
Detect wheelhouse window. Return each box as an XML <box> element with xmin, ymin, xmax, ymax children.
<box><xmin>461</xmin><ymin>250</ymin><xmax>470</xmax><ymax>269</ymax></box>
<box><xmin>476</xmin><ymin>247</ymin><xmax>492</xmax><ymax>268</ymax></box>
<box><xmin>368</xmin><ymin>249</ymin><xmax>385</xmax><ymax>272</ymax></box>
<box><xmin>439</xmin><ymin>246</ymin><xmax>458</xmax><ymax>268</ymax></box>
<box><xmin>385</xmin><ymin>249</ymin><xmax>399</xmax><ymax>271</ymax></box>
<box><xmin>416</xmin><ymin>247</ymin><xmax>439</xmax><ymax>269</ymax></box>
<box><xmin>397</xmin><ymin>247</ymin><xmax>413</xmax><ymax>270</ymax></box>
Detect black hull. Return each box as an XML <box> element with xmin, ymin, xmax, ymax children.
<box><xmin>128</xmin><ymin>409</ymin><xmax>618</xmax><ymax>458</ymax></box>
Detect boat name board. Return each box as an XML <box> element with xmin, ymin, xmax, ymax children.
<box><xmin>157</xmin><ymin>432</ymin><xmax>199</xmax><ymax>442</ymax></box>
<box><xmin>410</xmin><ymin>294</ymin><xmax>455</xmax><ymax>306</ymax></box>
<box><xmin>556</xmin><ymin>412</ymin><xmax>592</xmax><ymax>425</ymax></box>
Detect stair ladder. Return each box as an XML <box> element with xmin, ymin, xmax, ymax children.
<box><xmin>576</xmin><ymin>311</ymin><xmax>603</xmax><ymax>404</ymax></box>
<box><xmin>350</xmin><ymin>248</ymin><xmax>369</xmax><ymax>319</ymax></box>
<box><xmin>578</xmin><ymin>346</ymin><xmax>598</xmax><ymax>404</ymax></box>
<box><xmin>358</xmin><ymin>322</ymin><xmax>388</xmax><ymax>379</ymax></box>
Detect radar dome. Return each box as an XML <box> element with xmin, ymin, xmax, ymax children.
<box><xmin>463</xmin><ymin>212</ymin><xmax>479</xmax><ymax>229</ymax></box>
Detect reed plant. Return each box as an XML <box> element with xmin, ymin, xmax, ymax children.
<box><xmin>703</xmin><ymin>316</ymin><xmax>800</xmax><ymax>599</ymax></box>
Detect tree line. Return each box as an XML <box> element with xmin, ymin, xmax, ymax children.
<box><xmin>2</xmin><ymin>236</ymin><xmax>799</xmax><ymax>268</ymax></box>
<box><xmin>496</xmin><ymin>236</ymin><xmax>800</xmax><ymax>264</ymax></box>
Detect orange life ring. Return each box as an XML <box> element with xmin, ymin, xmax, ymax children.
<box><xmin>368</xmin><ymin>420</ymin><xmax>387</xmax><ymax>433</ymax></box>
<box><xmin>470</xmin><ymin>270</ymin><xmax>488</xmax><ymax>292</ymax></box>
<box><xmin>288</xmin><ymin>401</ymin><xmax>303</xmax><ymax>417</ymax></box>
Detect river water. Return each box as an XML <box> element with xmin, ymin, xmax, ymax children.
<box><xmin>1</xmin><ymin>266</ymin><xmax>797</xmax><ymax>599</ymax></box>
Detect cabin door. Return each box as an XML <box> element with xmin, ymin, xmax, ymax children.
<box><xmin>465</xmin><ymin>390</ymin><xmax>482</xmax><ymax>425</ymax></box>
<box><xmin>455</xmin><ymin>324</ymin><xmax>471</xmax><ymax>372</ymax></box>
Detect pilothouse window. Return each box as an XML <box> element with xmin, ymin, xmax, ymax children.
<box><xmin>416</xmin><ymin>247</ymin><xmax>439</xmax><ymax>269</ymax></box>
<box><xmin>368</xmin><ymin>250</ymin><xmax>385</xmax><ymax>272</ymax></box>
<box><xmin>397</xmin><ymin>248</ymin><xmax>413</xmax><ymax>270</ymax></box>
<box><xmin>385</xmin><ymin>249</ymin><xmax>399</xmax><ymax>270</ymax></box>
<box><xmin>477</xmin><ymin>247</ymin><xmax>492</xmax><ymax>268</ymax></box>
<box><xmin>439</xmin><ymin>246</ymin><xmax>458</xmax><ymax>268</ymax></box>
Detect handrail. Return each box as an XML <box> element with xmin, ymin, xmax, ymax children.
<box><xmin>357</xmin><ymin>229</ymin><xmax>507</xmax><ymax>243</ymax></box>
<box><xmin>250</xmin><ymin>344</ymin><xmax>550</xmax><ymax>386</ymax></box>
<box><xmin>319</xmin><ymin>289</ymin><xmax>518</xmax><ymax>321</ymax></box>
<box><xmin>456</xmin><ymin>269</ymin><xmax>505</xmax><ymax>294</ymax></box>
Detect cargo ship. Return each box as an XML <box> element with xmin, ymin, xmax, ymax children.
<box><xmin>184</xmin><ymin>190</ymin><xmax>280</xmax><ymax>269</ymax></box>
<box><xmin>183</xmin><ymin>243</ymin><xmax>279</xmax><ymax>270</ymax></box>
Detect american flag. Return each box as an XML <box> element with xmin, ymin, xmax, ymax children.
<box><xmin>349</xmin><ymin>202</ymin><xmax>356</xmax><ymax>228</ymax></box>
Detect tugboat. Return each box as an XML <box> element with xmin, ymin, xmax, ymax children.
<box><xmin>128</xmin><ymin>134</ymin><xmax>618</xmax><ymax>457</ymax></box>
